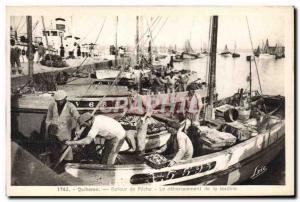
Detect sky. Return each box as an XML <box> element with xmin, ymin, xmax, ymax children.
<box><xmin>10</xmin><ymin>13</ymin><xmax>285</xmax><ymax>51</ymax></box>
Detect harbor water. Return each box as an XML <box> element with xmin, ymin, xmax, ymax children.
<box><xmin>171</xmin><ymin>52</ymin><xmax>285</xmax><ymax>185</ymax></box>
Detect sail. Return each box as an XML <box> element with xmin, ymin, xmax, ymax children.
<box><xmin>263</xmin><ymin>39</ymin><xmax>270</xmax><ymax>54</ymax></box>
<box><xmin>233</xmin><ymin>42</ymin><xmax>237</xmax><ymax>53</ymax></box>
<box><xmin>224</xmin><ymin>44</ymin><xmax>229</xmax><ymax>52</ymax></box>
<box><xmin>184</xmin><ymin>39</ymin><xmax>194</xmax><ymax>53</ymax></box>
<box><xmin>257</xmin><ymin>46</ymin><xmax>261</xmax><ymax>54</ymax></box>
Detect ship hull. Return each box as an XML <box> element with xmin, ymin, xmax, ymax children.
<box><xmin>171</xmin><ymin>136</ymin><xmax>284</xmax><ymax>185</ymax></box>
<box><xmin>220</xmin><ymin>52</ymin><xmax>231</xmax><ymax>57</ymax></box>
<box><xmin>181</xmin><ymin>52</ymin><xmax>199</xmax><ymax>59</ymax></box>
<box><xmin>64</xmin><ymin>120</ymin><xmax>285</xmax><ymax>186</ymax></box>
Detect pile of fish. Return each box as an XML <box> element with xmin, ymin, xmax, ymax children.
<box><xmin>144</xmin><ymin>153</ymin><xmax>170</xmax><ymax>169</ymax></box>
<box><xmin>119</xmin><ymin>115</ymin><xmax>167</xmax><ymax>135</ymax></box>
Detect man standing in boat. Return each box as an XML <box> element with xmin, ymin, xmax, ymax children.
<box><xmin>184</xmin><ymin>85</ymin><xmax>203</xmax><ymax>128</ymax></box>
<box><xmin>46</xmin><ymin>90</ymin><xmax>80</xmax><ymax>169</ymax></box>
<box><xmin>65</xmin><ymin>113</ymin><xmax>126</xmax><ymax>165</ymax></box>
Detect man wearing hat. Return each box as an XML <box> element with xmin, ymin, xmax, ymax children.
<box><xmin>184</xmin><ymin>85</ymin><xmax>203</xmax><ymax>129</ymax></box>
<box><xmin>168</xmin><ymin>122</ymin><xmax>194</xmax><ymax>166</ymax></box>
<box><xmin>46</xmin><ymin>90</ymin><xmax>80</xmax><ymax>166</ymax></box>
<box><xmin>154</xmin><ymin>121</ymin><xmax>194</xmax><ymax>167</ymax></box>
<box><xmin>66</xmin><ymin>113</ymin><xmax>126</xmax><ymax>165</ymax></box>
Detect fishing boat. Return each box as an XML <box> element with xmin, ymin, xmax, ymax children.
<box><xmin>63</xmin><ymin>16</ymin><xmax>285</xmax><ymax>186</ymax></box>
<box><xmin>232</xmin><ymin>42</ymin><xmax>240</xmax><ymax>58</ymax></box>
<box><xmin>274</xmin><ymin>44</ymin><xmax>285</xmax><ymax>60</ymax></box>
<box><xmin>220</xmin><ymin>44</ymin><xmax>231</xmax><ymax>57</ymax></box>
<box><xmin>58</xmin><ymin>16</ymin><xmax>285</xmax><ymax>186</ymax></box>
<box><xmin>260</xmin><ymin>39</ymin><xmax>274</xmax><ymax>59</ymax></box>
<box><xmin>64</xmin><ymin>93</ymin><xmax>284</xmax><ymax>186</ymax></box>
<box><xmin>181</xmin><ymin>40</ymin><xmax>201</xmax><ymax>59</ymax></box>
<box><xmin>254</xmin><ymin>45</ymin><xmax>261</xmax><ymax>57</ymax></box>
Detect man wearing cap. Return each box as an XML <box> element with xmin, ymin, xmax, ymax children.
<box><xmin>46</xmin><ymin>90</ymin><xmax>80</xmax><ymax>165</ymax></box>
<box><xmin>168</xmin><ymin>123</ymin><xmax>194</xmax><ymax>166</ymax></box>
<box><xmin>184</xmin><ymin>86</ymin><xmax>203</xmax><ymax>129</ymax></box>
<box><xmin>155</xmin><ymin>121</ymin><xmax>194</xmax><ymax>167</ymax></box>
<box><xmin>66</xmin><ymin>113</ymin><xmax>126</xmax><ymax>165</ymax></box>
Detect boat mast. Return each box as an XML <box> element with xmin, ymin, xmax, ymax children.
<box><xmin>247</xmin><ymin>55</ymin><xmax>252</xmax><ymax>98</ymax></box>
<box><xmin>136</xmin><ymin>16</ymin><xmax>140</xmax><ymax>65</ymax></box>
<box><xmin>26</xmin><ymin>16</ymin><xmax>34</xmax><ymax>78</ymax></box>
<box><xmin>205</xmin><ymin>15</ymin><xmax>218</xmax><ymax>121</ymax></box>
<box><xmin>114</xmin><ymin>16</ymin><xmax>119</xmax><ymax>68</ymax></box>
<box><xmin>148</xmin><ymin>39</ymin><xmax>152</xmax><ymax>65</ymax></box>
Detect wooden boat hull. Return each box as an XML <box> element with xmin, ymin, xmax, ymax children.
<box><xmin>181</xmin><ymin>52</ymin><xmax>199</xmax><ymax>59</ymax></box>
<box><xmin>259</xmin><ymin>53</ymin><xmax>274</xmax><ymax>59</ymax></box>
<box><xmin>275</xmin><ymin>54</ymin><xmax>285</xmax><ymax>60</ymax></box>
<box><xmin>220</xmin><ymin>52</ymin><xmax>231</xmax><ymax>57</ymax></box>
<box><xmin>64</xmin><ymin>120</ymin><xmax>285</xmax><ymax>185</ymax></box>
<box><xmin>232</xmin><ymin>53</ymin><xmax>240</xmax><ymax>58</ymax></box>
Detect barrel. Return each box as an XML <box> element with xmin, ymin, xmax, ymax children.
<box><xmin>224</xmin><ymin>108</ymin><xmax>239</xmax><ymax>122</ymax></box>
<box><xmin>237</xmin><ymin>108</ymin><xmax>251</xmax><ymax>121</ymax></box>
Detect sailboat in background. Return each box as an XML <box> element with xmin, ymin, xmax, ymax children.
<box><xmin>181</xmin><ymin>39</ymin><xmax>200</xmax><ymax>59</ymax></box>
<box><xmin>274</xmin><ymin>43</ymin><xmax>285</xmax><ymax>60</ymax></box>
<box><xmin>260</xmin><ymin>39</ymin><xmax>274</xmax><ymax>58</ymax></box>
<box><xmin>232</xmin><ymin>42</ymin><xmax>240</xmax><ymax>58</ymax></box>
<box><xmin>220</xmin><ymin>44</ymin><xmax>231</xmax><ymax>57</ymax></box>
<box><xmin>254</xmin><ymin>45</ymin><xmax>261</xmax><ymax>57</ymax></box>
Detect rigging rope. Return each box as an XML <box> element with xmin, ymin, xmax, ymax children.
<box><xmin>15</xmin><ymin>17</ymin><xmax>24</xmax><ymax>32</ymax></box>
<box><xmin>152</xmin><ymin>17</ymin><xmax>169</xmax><ymax>41</ymax></box>
<box><xmin>137</xmin><ymin>16</ymin><xmax>161</xmax><ymax>47</ymax></box>
<box><xmin>246</xmin><ymin>16</ymin><xmax>263</xmax><ymax>94</ymax></box>
<box><xmin>18</xmin><ymin>20</ymin><xmax>26</xmax><ymax>34</ymax></box>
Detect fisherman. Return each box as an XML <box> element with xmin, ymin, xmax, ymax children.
<box><xmin>168</xmin><ymin>122</ymin><xmax>194</xmax><ymax>166</ymax></box>
<box><xmin>10</xmin><ymin>39</ymin><xmax>22</xmax><ymax>75</ymax></box>
<box><xmin>124</xmin><ymin>112</ymin><xmax>153</xmax><ymax>155</ymax></box>
<box><xmin>151</xmin><ymin>73</ymin><xmax>165</xmax><ymax>94</ymax></box>
<box><xmin>66</xmin><ymin>113</ymin><xmax>126</xmax><ymax>165</ymax></box>
<box><xmin>178</xmin><ymin>74</ymin><xmax>189</xmax><ymax>92</ymax></box>
<box><xmin>46</xmin><ymin>90</ymin><xmax>80</xmax><ymax>168</ymax></box>
<box><xmin>37</xmin><ymin>42</ymin><xmax>46</xmax><ymax>63</ymax></box>
<box><xmin>165</xmin><ymin>71</ymin><xmax>178</xmax><ymax>93</ymax></box>
<box><xmin>184</xmin><ymin>85</ymin><xmax>203</xmax><ymax>128</ymax></box>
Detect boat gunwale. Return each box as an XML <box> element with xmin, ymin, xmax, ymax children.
<box><xmin>65</xmin><ymin>121</ymin><xmax>285</xmax><ymax>171</ymax></box>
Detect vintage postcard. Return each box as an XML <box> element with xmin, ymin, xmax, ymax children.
<box><xmin>6</xmin><ymin>6</ymin><xmax>294</xmax><ymax>197</ymax></box>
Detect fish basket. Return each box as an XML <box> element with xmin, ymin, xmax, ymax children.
<box><xmin>144</xmin><ymin>153</ymin><xmax>169</xmax><ymax>169</ymax></box>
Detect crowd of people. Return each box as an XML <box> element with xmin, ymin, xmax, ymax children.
<box><xmin>10</xmin><ymin>38</ymin><xmax>88</xmax><ymax>75</ymax></box>
<box><xmin>127</xmin><ymin>63</ymin><xmax>192</xmax><ymax>95</ymax></box>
